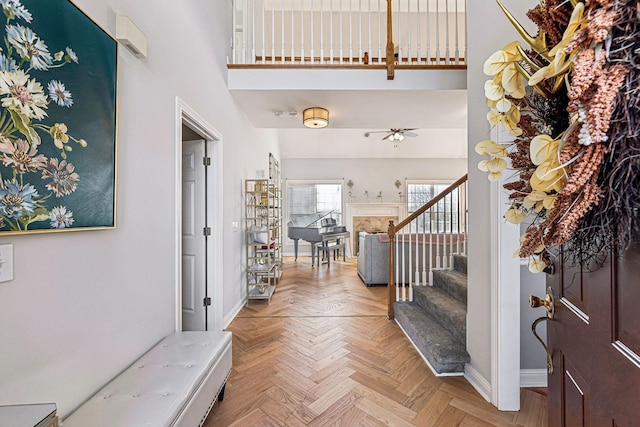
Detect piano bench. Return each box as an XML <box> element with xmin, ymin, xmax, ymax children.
<box><xmin>314</xmin><ymin>242</ymin><xmax>346</xmax><ymax>267</ymax></box>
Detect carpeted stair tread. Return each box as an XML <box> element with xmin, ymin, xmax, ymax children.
<box><xmin>413</xmin><ymin>286</ymin><xmax>466</xmax><ymax>344</ymax></box>
<box><xmin>394</xmin><ymin>301</ymin><xmax>470</xmax><ymax>374</ymax></box>
<box><xmin>432</xmin><ymin>269</ymin><xmax>467</xmax><ymax>304</ymax></box>
<box><xmin>453</xmin><ymin>254</ymin><xmax>467</xmax><ymax>274</ymax></box>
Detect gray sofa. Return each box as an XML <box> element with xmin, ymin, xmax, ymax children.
<box><xmin>357</xmin><ymin>231</ymin><xmax>460</xmax><ymax>286</ymax></box>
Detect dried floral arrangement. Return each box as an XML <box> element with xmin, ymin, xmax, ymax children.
<box><xmin>476</xmin><ymin>0</ymin><xmax>639</xmax><ymax>273</ymax></box>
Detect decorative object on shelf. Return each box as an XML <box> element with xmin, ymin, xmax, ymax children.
<box><xmin>377</xmin><ymin>191</ymin><xmax>383</xmax><ymax>202</ymax></box>
<box><xmin>0</xmin><ymin>0</ymin><xmax>117</xmax><ymax>235</ymax></box>
<box><xmin>303</xmin><ymin>107</ymin><xmax>329</xmax><ymax>128</ymax></box>
<box><xmin>476</xmin><ymin>0</ymin><xmax>638</xmax><ymax>273</ymax></box>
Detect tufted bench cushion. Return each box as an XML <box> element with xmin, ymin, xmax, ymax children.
<box><xmin>63</xmin><ymin>331</ymin><xmax>232</xmax><ymax>427</ymax></box>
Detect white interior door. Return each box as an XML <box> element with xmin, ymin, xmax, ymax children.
<box><xmin>182</xmin><ymin>139</ymin><xmax>207</xmax><ymax>331</ymax></box>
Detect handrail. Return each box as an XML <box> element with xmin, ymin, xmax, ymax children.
<box><xmin>387</xmin><ymin>173</ymin><xmax>468</xmax><ymax>319</ymax></box>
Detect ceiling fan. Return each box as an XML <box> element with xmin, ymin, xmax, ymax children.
<box><xmin>364</xmin><ymin>128</ymin><xmax>418</xmax><ymax>146</ymax></box>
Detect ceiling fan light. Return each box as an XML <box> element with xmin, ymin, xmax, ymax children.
<box><xmin>397</xmin><ymin>133</ymin><xmax>405</xmax><ymax>141</ymax></box>
<box><xmin>388</xmin><ymin>134</ymin><xmax>395</xmax><ymax>141</ymax></box>
<box><xmin>303</xmin><ymin>107</ymin><xmax>329</xmax><ymax>128</ymax></box>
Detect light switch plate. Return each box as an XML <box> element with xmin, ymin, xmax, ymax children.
<box><xmin>0</xmin><ymin>244</ymin><xmax>14</xmax><ymax>282</ymax></box>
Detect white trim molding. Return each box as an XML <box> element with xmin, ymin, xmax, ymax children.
<box><xmin>465</xmin><ymin>363</ymin><xmax>492</xmax><ymax>403</ymax></box>
<box><xmin>174</xmin><ymin>97</ymin><xmax>224</xmax><ymax>333</ymax></box>
<box><xmin>490</xmin><ymin>125</ymin><xmax>522</xmax><ymax>411</ymax></box>
<box><xmin>520</xmin><ymin>369</ymin><xmax>548</xmax><ymax>388</ymax></box>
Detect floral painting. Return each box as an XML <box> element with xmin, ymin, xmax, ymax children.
<box><xmin>0</xmin><ymin>0</ymin><xmax>116</xmax><ymax>234</ymax></box>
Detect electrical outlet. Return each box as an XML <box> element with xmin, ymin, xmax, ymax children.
<box><xmin>0</xmin><ymin>244</ymin><xmax>13</xmax><ymax>282</ymax></box>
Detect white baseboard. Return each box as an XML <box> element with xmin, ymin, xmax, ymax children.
<box><xmin>223</xmin><ymin>298</ymin><xmax>245</xmax><ymax>329</ymax></box>
<box><xmin>520</xmin><ymin>369</ymin><xmax>548</xmax><ymax>388</ymax></box>
<box><xmin>464</xmin><ymin>364</ymin><xmax>492</xmax><ymax>403</ymax></box>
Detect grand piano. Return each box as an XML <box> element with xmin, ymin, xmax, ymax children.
<box><xmin>287</xmin><ymin>212</ymin><xmax>350</xmax><ymax>265</ymax></box>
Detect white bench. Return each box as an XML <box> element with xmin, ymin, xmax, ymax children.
<box><xmin>63</xmin><ymin>331</ymin><xmax>232</xmax><ymax>427</ymax></box>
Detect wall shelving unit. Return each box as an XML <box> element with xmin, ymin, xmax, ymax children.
<box><xmin>244</xmin><ymin>178</ymin><xmax>282</xmax><ymax>304</ymax></box>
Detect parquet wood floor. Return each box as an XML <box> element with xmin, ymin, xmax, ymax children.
<box><xmin>204</xmin><ymin>257</ymin><xmax>547</xmax><ymax>426</ymax></box>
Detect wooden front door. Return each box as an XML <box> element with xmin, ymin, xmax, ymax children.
<box><xmin>546</xmin><ymin>239</ymin><xmax>640</xmax><ymax>426</ymax></box>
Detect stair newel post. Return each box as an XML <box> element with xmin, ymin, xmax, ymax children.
<box><xmin>387</xmin><ymin>220</ymin><xmax>396</xmax><ymax>319</ymax></box>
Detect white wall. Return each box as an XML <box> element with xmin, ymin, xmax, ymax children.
<box><xmin>466</xmin><ymin>0</ymin><xmax>537</xmax><ymax>394</ymax></box>
<box><xmin>0</xmin><ymin>0</ymin><xmax>277</xmax><ymax>418</ymax></box>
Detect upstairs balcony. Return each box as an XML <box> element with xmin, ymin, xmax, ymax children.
<box><xmin>227</xmin><ymin>0</ymin><xmax>468</xmax><ymax>159</ymax></box>
<box><xmin>229</xmin><ymin>0</ymin><xmax>467</xmax><ymax>74</ymax></box>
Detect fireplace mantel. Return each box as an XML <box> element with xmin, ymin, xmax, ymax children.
<box><xmin>345</xmin><ymin>203</ymin><xmax>408</xmax><ymax>256</ymax></box>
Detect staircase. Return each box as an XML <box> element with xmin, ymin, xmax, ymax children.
<box><xmin>394</xmin><ymin>254</ymin><xmax>470</xmax><ymax>375</ymax></box>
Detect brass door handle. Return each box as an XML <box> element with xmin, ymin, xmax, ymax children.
<box><xmin>529</xmin><ymin>287</ymin><xmax>554</xmax><ymax>319</ymax></box>
<box><xmin>530</xmin><ymin>286</ymin><xmax>555</xmax><ymax>374</ymax></box>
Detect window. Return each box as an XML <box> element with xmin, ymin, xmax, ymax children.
<box><xmin>406</xmin><ymin>181</ymin><xmax>459</xmax><ymax>232</ymax></box>
<box><xmin>287</xmin><ymin>181</ymin><xmax>342</xmax><ymax>228</ymax></box>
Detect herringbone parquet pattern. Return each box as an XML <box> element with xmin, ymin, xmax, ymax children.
<box><xmin>204</xmin><ymin>257</ymin><xmax>547</xmax><ymax>426</ymax></box>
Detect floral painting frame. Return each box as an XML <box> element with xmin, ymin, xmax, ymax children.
<box><xmin>0</xmin><ymin>0</ymin><xmax>117</xmax><ymax>235</ymax></box>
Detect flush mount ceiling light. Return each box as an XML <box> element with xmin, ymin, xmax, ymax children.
<box><xmin>303</xmin><ymin>107</ymin><xmax>329</xmax><ymax>128</ymax></box>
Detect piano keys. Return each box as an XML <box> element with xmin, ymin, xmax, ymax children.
<box><xmin>287</xmin><ymin>212</ymin><xmax>350</xmax><ymax>265</ymax></box>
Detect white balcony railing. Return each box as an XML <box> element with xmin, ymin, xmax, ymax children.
<box><xmin>231</xmin><ymin>0</ymin><xmax>467</xmax><ymax>66</ymax></box>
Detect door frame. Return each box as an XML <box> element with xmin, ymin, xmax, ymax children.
<box><xmin>490</xmin><ymin>125</ymin><xmax>521</xmax><ymax>410</ymax></box>
<box><xmin>174</xmin><ymin>97</ymin><xmax>224</xmax><ymax>332</ymax></box>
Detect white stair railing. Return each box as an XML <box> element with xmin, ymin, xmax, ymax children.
<box><xmin>231</xmin><ymin>0</ymin><xmax>467</xmax><ymax>66</ymax></box>
<box><xmin>387</xmin><ymin>174</ymin><xmax>468</xmax><ymax>319</ymax></box>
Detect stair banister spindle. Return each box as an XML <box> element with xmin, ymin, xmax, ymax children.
<box><xmin>435</xmin><ymin>197</ymin><xmax>441</xmax><ymax>269</ymax></box>
<box><xmin>416</xmin><ymin>0</ymin><xmax>421</xmax><ymax>64</ymax></box>
<box><xmin>421</xmin><ymin>210</ymin><xmax>427</xmax><ymax>286</ymax></box>
<box><xmin>301</xmin><ymin>0</ymin><xmax>305</xmax><ymax>63</ymax></box>
<box><xmin>454</xmin><ymin>0</ymin><xmax>459</xmax><ymax>63</ymax></box>
<box><xmin>251</xmin><ymin>0</ymin><xmax>255</xmax><ymax>63</ymax></box>
<box><xmin>290</xmin><ymin>0</ymin><xmax>294</xmax><ymax>63</ymax></box>
<box><xmin>271</xmin><ymin>0</ymin><xmax>275</xmax><ymax>63</ymax></box>
<box><xmin>310</xmin><ymin>0</ymin><xmax>315</xmax><ymax>64</ymax></box>
<box><xmin>320</xmin><ymin>0</ymin><xmax>324</xmax><ymax>63</ymax></box>
<box><xmin>367</xmin><ymin>0</ymin><xmax>372</xmax><ymax>64</ymax></box>
<box><xmin>435</xmin><ymin>0</ymin><xmax>440</xmax><ymax>64</ymax></box>
<box><xmin>232</xmin><ymin>0</ymin><xmax>236</xmax><ymax>63</ymax></box>
<box><xmin>396</xmin><ymin>0</ymin><xmax>401</xmax><ymax>63</ymax></box>
<box><xmin>426</xmin><ymin>0</ymin><xmax>431</xmax><ymax>64</ymax></box>
<box><xmin>349</xmin><ymin>0</ymin><xmax>353</xmax><ymax>63</ymax></box>
<box><xmin>407</xmin><ymin>0</ymin><xmax>412</xmax><ymax>64</ymax></box>
<box><xmin>387</xmin><ymin>220</ymin><xmax>396</xmax><ymax>320</ymax></box>
<box><xmin>377</xmin><ymin>0</ymin><xmax>382</xmax><ymax>62</ymax></box>
<box><xmin>261</xmin><ymin>1</ymin><xmax>266</xmax><ymax>62</ymax></box>
<box><xmin>358</xmin><ymin>0</ymin><xmax>362</xmax><ymax>63</ymax></box>
<box><xmin>449</xmin><ymin>193</ymin><xmax>454</xmax><ymax>268</ymax></box>
<box><xmin>241</xmin><ymin>0</ymin><xmax>246</xmax><ymax>63</ymax></box>
<box><xmin>445</xmin><ymin>0</ymin><xmax>450</xmax><ymax>64</ymax></box>
<box><xmin>281</xmin><ymin>0</ymin><xmax>285</xmax><ymax>63</ymax></box>
<box><xmin>443</xmin><ymin>192</ymin><xmax>449</xmax><ymax>269</ymax></box>
<box><xmin>456</xmin><ymin>186</ymin><xmax>461</xmax><ymax>254</ymax></box>
<box><xmin>428</xmin><ymin>208</ymin><xmax>434</xmax><ymax>284</ymax></box>
<box><xmin>329</xmin><ymin>0</ymin><xmax>334</xmax><ymax>63</ymax></box>
<box><xmin>339</xmin><ymin>0</ymin><xmax>343</xmax><ymax>63</ymax></box>
<box><xmin>401</xmin><ymin>224</ymin><xmax>406</xmax><ymax>300</ymax></box>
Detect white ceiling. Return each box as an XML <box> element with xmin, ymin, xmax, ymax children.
<box><xmin>228</xmin><ymin>68</ymin><xmax>468</xmax><ymax>158</ymax></box>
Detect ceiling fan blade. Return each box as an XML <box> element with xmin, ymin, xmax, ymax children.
<box><xmin>381</xmin><ymin>133</ymin><xmax>393</xmax><ymax>140</ymax></box>
<box><xmin>404</xmin><ymin>132</ymin><xmax>418</xmax><ymax>137</ymax></box>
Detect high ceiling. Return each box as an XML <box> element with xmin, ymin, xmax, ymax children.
<box><xmin>228</xmin><ymin>68</ymin><xmax>469</xmax><ymax>159</ymax></box>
